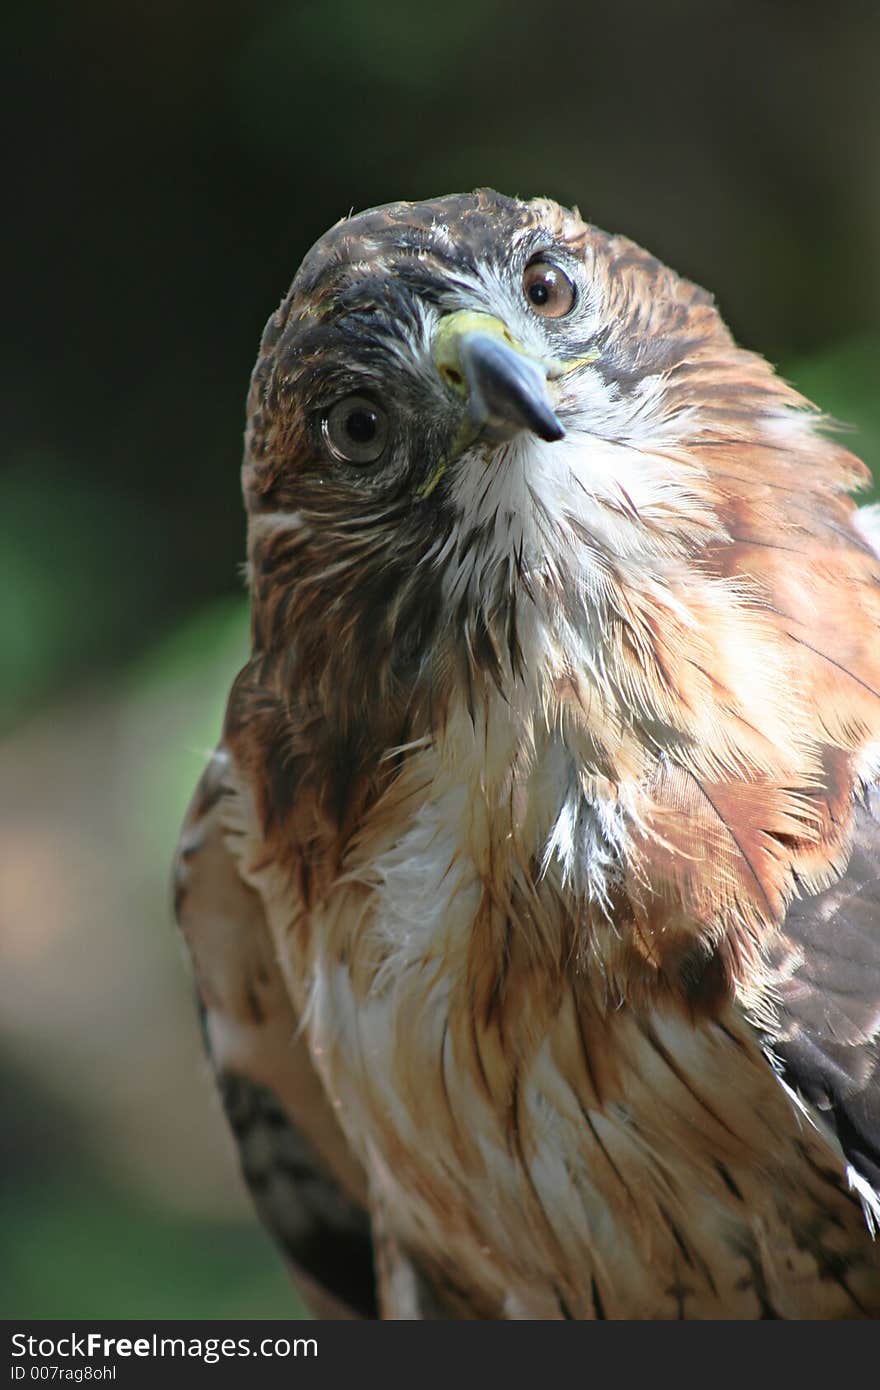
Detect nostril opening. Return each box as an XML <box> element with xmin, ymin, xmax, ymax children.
<box><xmin>443</xmin><ymin>367</ymin><xmax>463</xmax><ymax>387</ymax></box>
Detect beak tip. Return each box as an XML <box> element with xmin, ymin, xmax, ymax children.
<box><xmin>455</xmin><ymin>329</ymin><xmax>567</xmax><ymax>446</ymax></box>
<box><xmin>538</xmin><ymin>415</ymin><xmax>566</xmax><ymax>444</ymax></box>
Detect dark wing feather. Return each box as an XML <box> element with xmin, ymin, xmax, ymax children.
<box><xmin>173</xmin><ymin>748</ymin><xmax>378</xmax><ymax>1318</ymax></box>
<box><xmin>218</xmin><ymin>1071</ymin><xmax>377</xmax><ymax>1318</ymax></box>
<box><xmin>764</xmin><ymin>795</ymin><xmax>880</xmax><ymax>1194</ymax></box>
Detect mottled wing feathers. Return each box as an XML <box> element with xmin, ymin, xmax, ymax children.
<box><xmin>765</xmin><ymin>796</ymin><xmax>880</xmax><ymax>1197</ymax></box>
<box><xmin>172</xmin><ymin>749</ymin><xmax>377</xmax><ymax>1318</ymax></box>
<box><xmin>218</xmin><ymin>1071</ymin><xmax>376</xmax><ymax>1318</ymax></box>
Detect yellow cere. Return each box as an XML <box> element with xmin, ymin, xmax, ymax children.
<box><xmin>432</xmin><ymin>311</ymin><xmax>518</xmax><ymax>393</ymax></box>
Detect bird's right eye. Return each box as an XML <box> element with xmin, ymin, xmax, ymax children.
<box><xmin>321</xmin><ymin>395</ymin><xmax>389</xmax><ymax>465</ymax></box>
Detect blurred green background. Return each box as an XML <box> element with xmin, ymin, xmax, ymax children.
<box><xmin>3</xmin><ymin>0</ymin><xmax>879</xmax><ymax>1318</ymax></box>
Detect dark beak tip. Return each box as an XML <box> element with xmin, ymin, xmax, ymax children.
<box><xmin>537</xmin><ymin>415</ymin><xmax>566</xmax><ymax>444</ymax></box>
<box><xmin>460</xmin><ymin>331</ymin><xmax>566</xmax><ymax>446</ymax></box>
<box><xmin>524</xmin><ymin>395</ymin><xmax>566</xmax><ymax>443</ymax></box>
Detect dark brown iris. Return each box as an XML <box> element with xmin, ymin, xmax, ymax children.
<box><xmin>522</xmin><ymin>259</ymin><xmax>576</xmax><ymax>318</ymax></box>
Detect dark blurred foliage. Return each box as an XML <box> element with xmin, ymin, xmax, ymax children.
<box><xmin>2</xmin><ymin>0</ymin><xmax>879</xmax><ymax>725</ymax></box>
<box><xmin>3</xmin><ymin>0</ymin><xmax>879</xmax><ymax>1320</ymax></box>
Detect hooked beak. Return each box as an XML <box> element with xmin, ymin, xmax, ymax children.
<box><xmin>433</xmin><ymin>311</ymin><xmax>565</xmax><ymax>444</ymax></box>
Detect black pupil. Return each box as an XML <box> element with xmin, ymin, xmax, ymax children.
<box><xmin>346</xmin><ymin>408</ymin><xmax>378</xmax><ymax>444</ymax></box>
<box><xmin>529</xmin><ymin>278</ymin><xmax>551</xmax><ymax>305</ymax></box>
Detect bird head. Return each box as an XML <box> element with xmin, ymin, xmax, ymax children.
<box><xmin>244</xmin><ymin>192</ymin><xmax>739</xmax><ymax>691</ymax></box>
<box><xmin>238</xmin><ymin>190</ymin><xmax>880</xmax><ymax>990</ymax></box>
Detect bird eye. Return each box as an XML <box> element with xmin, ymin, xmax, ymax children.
<box><xmin>522</xmin><ymin>259</ymin><xmax>576</xmax><ymax>318</ymax></box>
<box><xmin>322</xmin><ymin>395</ymin><xmax>389</xmax><ymax>464</ymax></box>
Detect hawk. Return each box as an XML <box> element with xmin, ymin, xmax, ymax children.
<box><xmin>174</xmin><ymin>190</ymin><xmax>880</xmax><ymax>1318</ymax></box>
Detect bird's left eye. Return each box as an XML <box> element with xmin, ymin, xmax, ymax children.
<box><xmin>523</xmin><ymin>259</ymin><xmax>576</xmax><ymax>318</ymax></box>
<box><xmin>322</xmin><ymin>395</ymin><xmax>389</xmax><ymax>464</ymax></box>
